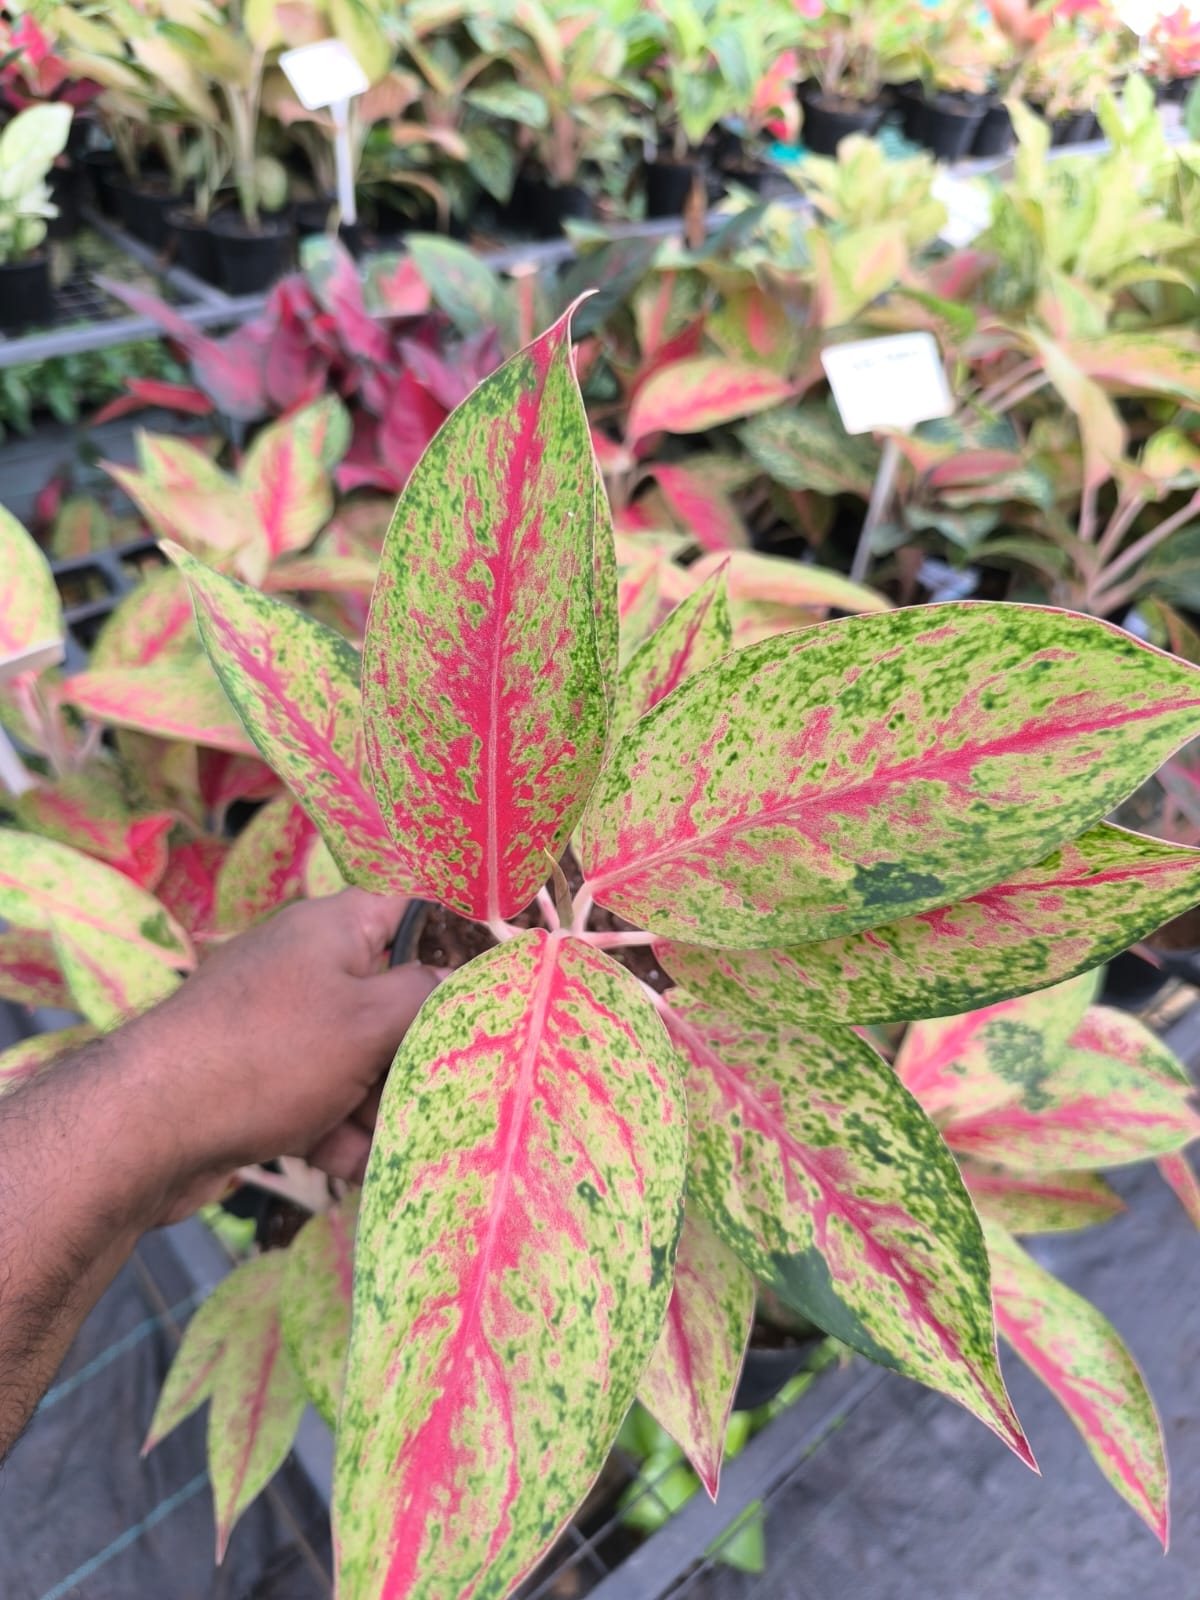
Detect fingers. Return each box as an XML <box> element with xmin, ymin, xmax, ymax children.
<box><xmin>307</xmin><ymin>1122</ymin><xmax>373</xmax><ymax>1186</ymax></box>
<box><xmin>358</xmin><ymin>961</ymin><xmax>441</xmax><ymax>1056</ymax></box>
<box><xmin>330</xmin><ymin>889</ymin><xmax>414</xmax><ymax>968</ymax></box>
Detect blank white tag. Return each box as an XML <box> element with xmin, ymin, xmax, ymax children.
<box><xmin>280</xmin><ymin>39</ymin><xmax>369</xmax><ymax>112</ymax></box>
<box><xmin>0</xmin><ymin>638</ymin><xmax>63</xmax><ymax>683</ymax></box>
<box><xmin>821</xmin><ymin>332</ymin><xmax>954</xmax><ymax>435</ymax></box>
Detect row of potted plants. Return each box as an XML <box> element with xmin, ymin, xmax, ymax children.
<box><xmin>4</xmin><ymin>0</ymin><xmax>1200</xmax><ymax>320</ymax></box>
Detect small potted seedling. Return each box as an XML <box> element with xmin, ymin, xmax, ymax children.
<box><xmin>0</xmin><ymin>103</ymin><xmax>72</xmax><ymax>334</ymax></box>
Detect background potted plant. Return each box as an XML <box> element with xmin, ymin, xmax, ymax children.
<box><xmin>797</xmin><ymin>0</ymin><xmax>923</xmax><ymax>155</ymax></box>
<box><xmin>902</xmin><ymin>1</ymin><xmax>1006</xmax><ymax>160</ymax></box>
<box><xmin>0</xmin><ymin>102</ymin><xmax>72</xmax><ymax>334</ymax></box>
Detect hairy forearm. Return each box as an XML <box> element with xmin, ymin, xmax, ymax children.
<box><xmin>0</xmin><ymin>1030</ymin><xmax>179</xmax><ymax>1458</ymax></box>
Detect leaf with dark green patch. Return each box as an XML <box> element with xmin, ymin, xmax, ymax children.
<box><xmin>580</xmin><ymin>604</ymin><xmax>1200</xmax><ymax>948</ymax></box>
<box><xmin>962</xmin><ymin>1164</ymin><xmax>1125</xmax><ymax>1233</ymax></box>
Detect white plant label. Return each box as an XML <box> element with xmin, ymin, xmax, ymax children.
<box><xmin>279</xmin><ymin>39</ymin><xmax>368</xmax><ymax>111</ymax></box>
<box><xmin>821</xmin><ymin>332</ymin><xmax>954</xmax><ymax>436</ymax></box>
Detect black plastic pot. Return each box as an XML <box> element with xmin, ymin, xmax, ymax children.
<box><xmin>1046</xmin><ymin>109</ymin><xmax>1096</xmax><ymax>146</ymax></box>
<box><xmin>390</xmin><ymin>900</ymin><xmax>431</xmax><ymax>969</ymax></box>
<box><xmin>644</xmin><ymin>157</ymin><xmax>709</xmax><ymax>218</ymax></box>
<box><xmin>294</xmin><ymin>194</ymin><xmax>335</xmax><ymax>238</ymax></box>
<box><xmin>800</xmin><ymin>93</ymin><xmax>884</xmax><ymax>156</ymax></box>
<box><xmin>80</xmin><ymin>148</ymin><xmax>121</xmax><ymax>217</ymax></box>
<box><xmin>166</xmin><ymin>207</ymin><xmax>220</xmax><ymax>284</ymax></box>
<box><xmin>208</xmin><ymin>208</ymin><xmax>295</xmax><ymax>295</ymax></box>
<box><xmin>46</xmin><ymin>164</ymin><xmax>83</xmax><ymax>241</ymax></box>
<box><xmin>734</xmin><ymin>1337</ymin><xmax>824</xmax><ymax>1411</ymax></box>
<box><xmin>0</xmin><ymin>254</ymin><xmax>52</xmax><ymax>334</ymax></box>
<box><xmin>972</xmin><ymin>100</ymin><xmax>1014</xmax><ymax>157</ymax></box>
<box><xmin>1100</xmin><ymin>950</ymin><xmax>1170</xmax><ymax>1012</ymax></box>
<box><xmin>112</xmin><ymin>176</ymin><xmax>186</xmax><ymax>250</ymax></box>
<box><xmin>918</xmin><ymin>94</ymin><xmax>986</xmax><ymax>162</ymax></box>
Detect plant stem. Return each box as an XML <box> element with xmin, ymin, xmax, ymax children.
<box><xmin>487</xmin><ymin>918</ymin><xmax>521</xmax><ymax>943</ymax></box>
<box><xmin>973</xmin><ymin>356</ymin><xmax>1042</xmax><ymax>412</ymax></box>
<box><xmin>1077</xmin><ymin>476</ymin><xmax>1099</xmax><ymax>547</ymax></box>
<box><xmin>1088</xmin><ymin>487</ymin><xmax>1200</xmax><ymax>613</ymax></box>
<box><xmin>582</xmin><ymin>931</ymin><xmax>656</xmax><ymax>950</ymax></box>
<box><xmin>536</xmin><ymin>887</ymin><xmax>560</xmax><ymax>932</ymax></box>
<box><xmin>1093</xmin><ymin>489</ymin><xmax>1142</xmax><ymax>564</ymax></box>
<box><xmin>570</xmin><ymin>887</ymin><xmax>594</xmax><ymax>937</ymax></box>
<box><xmin>991</xmin><ymin>372</ymin><xmax>1050</xmax><ymax>414</ymax></box>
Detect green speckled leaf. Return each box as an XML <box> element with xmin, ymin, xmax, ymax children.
<box><xmin>638</xmin><ymin>1210</ymin><xmax>754</xmax><ymax>1499</ymax></box>
<box><xmin>985</xmin><ymin>1220</ymin><xmax>1168</xmax><ymax>1544</ymax></box>
<box><xmin>145</xmin><ymin>1252</ymin><xmax>307</xmax><ymax>1561</ymax></box>
<box><xmin>166</xmin><ymin>547</ymin><xmax>410</xmax><ymax>896</ymax></box>
<box><xmin>962</xmin><ymin>1164</ymin><xmax>1125</xmax><ymax>1233</ymax></box>
<box><xmin>280</xmin><ymin>1192</ymin><xmax>359</xmax><ymax>1426</ymax></box>
<box><xmin>612</xmin><ymin>565</ymin><xmax>732</xmax><ymax>745</ymax></box>
<box><xmin>334</xmin><ymin>931</ymin><xmax>687</xmax><ymax>1600</ymax></box>
<box><xmin>579</xmin><ymin>604</ymin><xmax>1200</xmax><ymax>948</ymax></box>
<box><xmin>657</xmin><ymin>824</ymin><xmax>1200</xmax><ymax>1023</ymax></box>
<box><xmin>0</xmin><ymin>505</ymin><xmax>63</xmax><ymax>660</ymax></box>
<box><xmin>215</xmin><ymin>794</ymin><xmax>318</xmax><ymax>932</ymax></box>
<box><xmin>894</xmin><ymin>973</ymin><xmax>1098</xmax><ymax>1126</ymax></box>
<box><xmin>361</xmin><ymin>306</ymin><xmax>611</xmax><ymax>923</ymax></box>
<box><xmin>0</xmin><ymin>1024</ymin><xmax>97</xmax><ymax>1095</ymax></box>
<box><xmin>50</xmin><ymin>916</ymin><xmax>181</xmax><ymax>1030</ymax></box>
<box><xmin>662</xmin><ymin>993</ymin><xmax>1031</xmax><ymax>1464</ymax></box>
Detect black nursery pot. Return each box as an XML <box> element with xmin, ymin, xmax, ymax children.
<box><xmin>800</xmin><ymin>93</ymin><xmax>884</xmax><ymax>156</ymax></box>
<box><xmin>208</xmin><ymin>207</ymin><xmax>295</xmax><ymax>296</ymax></box>
<box><xmin>734</xmin><ymin>1337</ymin><xmax>824</xmax><ymax>1411</ymax></box>
<box><xmin>644</xmin><ymin>157</ymin><xmax>709</xmax><ymax>218</ymax></box>
<box><xmin>46</xmin><ymin>164</ymin><xmax>83</xmax><ymax>240</ymax></box>
<box><xmin>0</xmin><ymin>254</ymin><xmax>53</xmax><ymax>334</ymax></box>
<box><xmin>918</xmin><ymin>94</ymin><xmax>986</xmax><ymax>162</ymax></box>
<box><xmin>972</xmin><ymin>100</ymin><xmax>1014</xmax><ymax>157</ymax></box>
<box><xmin>294</xmin><ymin>194</ymin><xmax>335</xmax><ymax>238</ymax></box>
<box><xmin>113</xmin><ymin>176</ymin><xmax>185</xmax><ymax>250</ymax></box>
<box><xmin>80</xmin><ymin>148</ymin><xmax>121</xmax><ymax>217</ymax></box>
<box><xmin>1100</xmin><ymin>950</ymin><xmax>1170</xmax><ymax>1012</ymax></box>
<box><xmin>167</xmin><ymin>207</ymin><xmax>220</xmax><ymax>285</ymax></box>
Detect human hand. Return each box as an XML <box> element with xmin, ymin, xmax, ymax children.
<box><xmin>119</xmin><ymin>890</ymin><xmax>439</xmax><ymax>1221</ymax></box>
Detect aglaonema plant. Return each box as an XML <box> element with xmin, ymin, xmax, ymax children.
<box><xmin>152</xmin><ymin>303</ymin><xmax>1200</xmax><ymax>1598</ymax></box>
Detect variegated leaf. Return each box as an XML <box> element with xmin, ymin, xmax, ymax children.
<box><xmin>167</xmin><ymin>548</ymin><xmax>410</xmax><ymax>895</ymax></box>
<box><xmin>14</xmin><ymin>773</ymin><xmax>173</xmax><ymax>889</ymax></box>
<box><xmin>627</xmin><ymin>358</ymin><xmax>794</xmax><ymax>445</ymax></box>
<box><xmin>650</xmin><ymin>463</ymin><xmax>748</xmax><ymax>552</ymax></box>
<box><xmin>0</xmin><ymin>504</ymin><xmax>63</xmax><ymax>660</ymax></box>
<box><xmin>617</xmin><ymin>552</ymin><xmax>664</xmax><ymax>663</ymax></box>
<box><xmin>0</xmin><ymin>830</ymin><xmax>192</xmax><ymax>982</ymax></box>
<box><xmin>280</xmin><ymin>1191</ymin><xmax>359</xmax><ymax>1426</ymax></box>
<box><xmin>362</xmin><ymin>306</ymin><xmax>612</xmax><ymax>922</ymax></box>
<box><xmin>612</xmin><ymin>566</ymin><xmax>732</xmax><ymax>744</ymax></box>
<box><xmin>91</xmin><ymin>564</ymin><xmax>197</xmax><ymax>671</ymax></box>
<box><xmin>963</xmin><ymin>1163</ymin><xmax>1125</xmax><ymax>1234</ymax></box>
<box><xmin>692</xmin><ymin>549</ymin><xmax>889</xmax><ymax>617</ymax></box>
<box><xmin>893</xmin><ymin>973</ymin><xmax>1099</xmax><ymax>1126</ymax></box>
<box><xmin>637</xmin><ymin>1210</ymin><xmax>754</xmax><ymax>1499</ymax></box>
<box><xmin>985</xmin><ymin>1220</ymin><xmax>1168</xmax><ymax>1544</ymax></box>
<box><xmin>156</xmin><ymin>836</ymin><xmax>228</xmax><ymax>941</ymax></box>
<box><xmin>0</xmin><ymin>927</ymin><xmax>71</xmax><ymax>1009</ymax></box>
<box><xmin>144</xmin><ymin>1252</ymin><xmax>307</xmax><ymax>1560</ymax></box>
<box><xmin>334</xmin><ymin>931</ymin><xmax>687</xmax><ymax>1600</ymax></box>
<box><xmin>241</xmin><ymin>397</ymin><xmax>350</xmax><ymax>561</ymax></box>
<box><xmin>1069</xmin><ymin>1004</ymin><xmax>1193</xmax><ymax>1087</ymax></box>
<box><xmin>657</xmin><ymin>825</ymin><xmax>1200</xmax><ymax>1024</ymax></box>
<box><xmin>943</xmin><ymin>1026</ymin><xmax>1200</xmax><ymax>1172</ymax></box>
<box><xmin>51</xmin><ymin>916</ymin><xmax>181</xmax><ymax>1030</ymax></box>
<box><xmin>579</xmin><ymin>604</ymin><xmax>1200</xmax><ymax>949</ymax></box>
<box><xmin>215</xmin><ymin>795</ymin><xmax>317</xmax><ymax>932</ymax></box>
<box><xmin>60</xmin><ymin>663</ymin><xmax>256</xmax><ymax>755</ymax></box>
<box><xmin>0</xmin><ymin>1024</ymin><xmax>96</xmax><ymax>1095</ymax></box>
<box><xmin>1157</xmin><ymin>1151</ymin><xmax>1200</xmax><ymax>1230</ymax></box>
<box><xmin>662</xmin><ymin>993</ymin><xmax>1030</xmax><ymax>1463</ymax></box>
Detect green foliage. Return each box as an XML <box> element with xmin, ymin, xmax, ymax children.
<box><xmin>0</xmin><ymin>339</ymin><xmax>187</xmax><ymax>440</ymax></box>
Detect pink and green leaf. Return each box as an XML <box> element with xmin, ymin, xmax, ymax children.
<box><xmin>0</xmin><ymin>830</ymin><xmax>193</xmax><ymax>978</ymax></box>
<box><xmin>215</xmin><ymin>795</ymin><xmax>318</xmax><ymax>933</ymax></box>
<box><xmin>627</xmin><ymin>357</ymin><xmax>794</xmax><ymax>446</ymax></box>
<box><xmin>91</xmin><ymin>565</ymin><xmax>199</xmax><ymax>671</ymax></box>
<box><xmin>280</xmin><ymin>1191</ymin><xmax>359</xmax><ymax>1426</ymax></box>
<box><xmin>361</xmin><ymin>304</ymin><xmax>612</xmax><ymax>922</ymax></box>
<box><xmin>156</xmin><ymin>836</ymin><xmax>228</xmax><ymax>941</ymax></box>
<box><xmin>0</xmin><ymin>505</ymin><xmax>62</xmax><ymax>660</ymax></box>
<box><xmin>662</xmin><ymin>992</ymin><xmax>1031</xmax><ymax>1464</ymax></box>
<box><xmin>334</xmin><ymin>931</ymin><xmax>687</xmax><ymax>1600</ymax></box>
<box><xmin>14</xmin><ymin>774</ymin><xmax>173</xmax><ymax>889</ymax></box>
<box><xmin>0</xmin><ymin>927</ymin><xmax>71</xmax><ymax>1010</ymax></box>
<box><xmin>637</xmin><ymin>1210</ymin><xmax>754</xmax><ymax>1499</ymax></box>
<box><xmin>985</xmin><ymin>1220</ymin><xmax>1168</xmax><ymax>1545</ymax></box>
<box><xmin>580</xmin><ymin>603</ymin><xmax>1200</xmax><ymax>949</ymax></box>
<box><xmin>59</xmin><ymin>663</ymin><xmax>257</xmax><ymax>755</ymax></box>
<box><xmin>657</xmin><ymin>825</ymin><xmax>1200</xmax><ymax>1025</ymax></box>
<box><xmin>612</xmin><ymin>565</ymin><xmax>731</xmax><ymax>744</ymax></box>
<box><xmin>650</xmin><ymin>463</ymin><xmax>749</xmax><ymax>552</ymax></box>
<box><xmin>1157</xmin><ymin>1151</ymin><xmax>1200</xmax><ymax>1230</ymax></box>
<box><xmin>240</xmin><ymin>396</ymin><xmax>350</xmax><ymax>562</ymax></box>
<box><xmin>145</xmin><ymin>1252</ymin><xmax>308</xmax><ymax>1561</ymax></box>
<box><xmin>50</xmin><ymin>914</ymin><xmax>182</xmax><ymax>1030</ymax></box>
<box><xmin>692</xmin><ymin>550</ymin><xmax>889</xmax><ymax>617</ymax></box>
<box><xmin>0</xmin><ymin>1024</ymin><xmax>96</xmax><ymax>1095</ymax></box>
<box><xmin>893</xmin><ymin>972</ymin><xmax>1098</xmax><ymax>1125</ymax></box>
<box><xmin>167</xmin><ymin>548</ymin><xmax>412</xmax><ymax>896</ymax></box>
<box><xmin>962</xmin><ymin>1163</ymin><xmax>1125</xmax><ymax>1234</ymax></box>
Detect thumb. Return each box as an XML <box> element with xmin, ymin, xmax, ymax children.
<box><xmin>358</xmin><ymin>961</ymin><xmax>442</xmax><ymax>1055</ymax></box>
